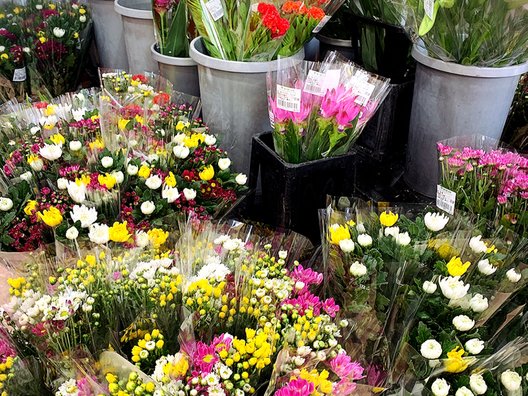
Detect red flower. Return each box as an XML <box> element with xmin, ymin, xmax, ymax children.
<box><xmin>153</xmin><ymin>92</ymin><xmax>171</xmax><ymax>106</ymax></box>
<box><xmin>282</xmin><ymin>1</ymin><xmax>307</xmax><ymax>14</ymax></box>
<box><xmin>131</xmin><ymin>74</ymin><xmax>149</xmax><ymax>84</ymax></box>
<box><xmin>306</xmin><ymin>6</ymin><xmax>325</xmax><ymax>20</ymax></box>
<box><xmin>42</xmin><ymin>9</ymin><xmax>60</xmax><ymax>18</ymax></box>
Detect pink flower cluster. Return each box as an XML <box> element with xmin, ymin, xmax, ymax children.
<box><xmin>282</xmin><ymin>265</ymin><xmax>339</xmax><ymax>317</ymax></box>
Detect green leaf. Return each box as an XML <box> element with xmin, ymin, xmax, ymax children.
<box><xmin>418</xmin><ymin>2</ymin><xmax>440</xmax><ymax>36</ymax></box>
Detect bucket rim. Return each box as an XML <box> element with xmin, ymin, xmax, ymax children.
<box><xmin>114</xmin><ymin>0</ymin><xmax>152</xmax><ymax>19</ymax></box>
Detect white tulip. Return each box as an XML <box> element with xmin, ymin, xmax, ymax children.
<box><xmin>101</xmin><ymin>156</ymin><xmax>113</xmax><ymax>168</ymax></box>
<box><xmin>356</xmin><ymin>223</ymin><xmax>366</xmax><ymax>233</ymax></box>
<box><xmin>183</xmin><ymin>188</ymin><xmax>197</xmax><ymax>201</ymax></box>
<box><xmin>127</xmin><ymin>164</ymin><xmax>138</xmax><ymax>175</ymax></box>
<box><xmin>140</xmin><ymin>201</ymin><xmax>155</xmax><ymax>215</ymax></box>
<box><xmin>0</xmin><ymin>197</ymin><xmax>13</xmax><ymax>211</ymax></box>
<box><xmin>236</xmin><ymin>174</ymin><xmax>247</xmax><ymax>185</ymax></box>
<box><xmin>469</xmin><ymin>294</ymin><xmax>488</xmax><ymax>313</ymax></box>
<box><xmin>173</xmin><ymin>145</ymin><xmax>190</xmax><ymax>159</ymax></box>
<box><xmin>469</xmin><ymin>235</ymin><xmax>488</xmax><ymax>254</ymax></box>
<box><xmin>72</xmin><ymin>109</ymin><xmax>85</xmax><ymax>122</ymax></box>
<box><xmin>145</xmin><ymin>175</ymin><xmax>162</xmax><ymax>190</ymax></box>
<box><xmin>172</xmin><ymin>133</ymin><xmax>186</xmax><ymax>145</ymax></box>
<box><xmin>469</xmin><ymin>374</ymin><xmax>487</xmax><ymax>395</ymax></box>
<box><xmin>218</xmin><ymin>158</ymin><xmax>231</xmax><ymax>170</ymax></box>
<box><xmin>278</xmin><ymin>250</ymin><xmax>288</xmax><ymax>259</ymax></box>
<box><xmin>20</xmin><ymin>172</ymin><xmax>32</xmax><ymax>181</ymax></box>
<box><xmin>30</xmin><ymin>126</ymin><xmax>40</xmax><ymax>135</ymax></box>
<box><xmin>88</xmin><ymin>223</ymin><xmax>109</xmax><ymax>244</ymax></box>
<box><xmin>465</xmin><ymin>339</ymin><xmax>484</xmax><ymax>355</ymax></box>
<box><xmin>384</xmin><ymin>226</ymin><xmax>399</xmax><ymax>237</ymax></box>
<box><xmin>477</xmin><ymin>259</ymin><xmax>496</xmax><ymax>275</ymax></box>
<box><xmin>395</xmin><ymin>232</ymin><xmax>411</xmax><ymax>246</ymax></box>
<box><xmin>65</xmin><ymin>227</ymin><xmax>79</xmax><ymax>240</ymax></box>
<box><xmin>455</xmin><ymin>386</ymin><xmax>474</xmax><ymax>396</ymax></box>
<box><xmin>349</xmin><ymin>261</ymin><xmax>367</xmax><ymax>277</ymax></box>
<box><xmin>339</xmin><ymin>239</ymin><xmax>355</xmax><ymax>253</ymax></box>
<box><xmin>70</xmin><ymin>205</ymin><xmax>98</xmax><ymax>228</ymax></box>
<box><xmin>452</xmin><ymin>315</ymin><xmax>475</xmax><ymax>331</ymax></box>
<box><xmin>357</xmin><ymin>233</ymin><xmax>373</xmax><ymax>247</ymax></box>
<box><xmin>422</xmin><ymin>280</ymin><xmax>437</xmax><ymax>294</ymax></box>
<box><xmin>420</xmin><ymin>339</ymin><xmax>442</xmax><ymax>360</ymax></box>
<box><xmin>431</xmin><ymin>378</ymin><xmax>450</xmax><ymax>396</ymax></box>
<box><xmin>148</xmin><ymin>154</ymin><xmax>159</xmax><ymax>163</ymax></box>
<box><xmin>29</xmin><ymin>158</ymin><xmax>44</xmax><ymax>171</ymax></box>
<box><xmin>67</xmin><ymin>181</ymin><xmax>86</xmax><ymax>204</ymax></box>
<box><xmin>506</xmin><ymin>268</ymin><xmax>522</xmax><ymax>283</ymax></box>
<box><xmin>80</xmin><ymin>15</ymin><xmax>87</xmax><ymax>22</ymax></box>
<box><xmin>439</xmin><ymin>276</ymin><xmax>470</xmax><ymax>300</ymax></box>
<box><xmin>39</xmin><ymin>144</ymin><xmax>62</xmax><ymax>161</ymax></box>
<box><xmin>424</xmin><ymin>212</ymin><xmax>450</xmax><ymax>232</ymax></box>
<box><xmin>136</xmin><ymin>231</ymin><xmax>149</xmax><ymax>248</ymax></box>
<box><xmin>204</xmin><ymin>134</ymin><xmax>217</xmax><ymax>146</ymax></box>
<box><xmin>162</xmin><ymin>187</ymin><xmax>180</xmax><ymax>203</ymax></box>
<box><xmin>111</xmin><ymin>171</ymin><xmax>124</xmax><ymax>184</ymax></box>
<box><xmin>0</xmin><ymin>46</ymin><xmax>4</xmax><ymax>52</ymax></box>
<box><xmin>500</xmin><ymin>370</ymin><xmax>522</xmax><ymax>392</ymax></box>
<box><xmin>53</xmin><ymin>27</ymin><xmax>65</xmax><ymax>38</ymax></box>
<box><xmin>69</xmin><ymin>140</ymin><xmax>82</xmax><ymax>151</ymax></box>
<box><xmin>57</xmin><ymin>178</ymin><xmax>68</xmax><ymax>190</ymax></box>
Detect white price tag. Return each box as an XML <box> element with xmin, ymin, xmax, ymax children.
<box><xmin>304</xmin><ymin>70</ymin><xmax>326</xmax><ymax>96</ymax></box>
<box><xmin>348</xmin><ymin>71</ymin><xmax>375</xmax><ymax>105</ymax></box>
<box><xmin>276</xmin><ymin>84</ymin><xmax>302</xmax><ymax>112</ymax></box>
<box><xmin>13</xmin><ymin>67</ymin><xmax>26</xmax><ymax>82</ymax></box>
<box><xmin>206</xmin><ymin>0</ymin><xmax>224</xmax><ymax>21</ymax></box>
<box><xmin>424</xmin><ymin>0</ymin><xmax>434</xmax><ymax>19</ymax></box>
<box><xmin>323</xmin><ymin>69</ymin><xmax>341</xmax><ymax>91</ymax></box>
<box><xmin>436</xmin><ymin>185</ymin><xmax>456</xmax><ymax>215</ymax></box>
<box><xmin>312</xmin><ymin>15</ymin><xmax>331</xmax><ymax>33</ymax></box>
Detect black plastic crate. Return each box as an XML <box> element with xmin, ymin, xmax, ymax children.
<box><xmin>357</xmin><ymin>79</ymin><xmax>414</xmax><ymax>161</ymax></box>
<box><xmin>249</xmin><ymin>132</ymin><xmax>359</xmax><ymax>243</ymax></box>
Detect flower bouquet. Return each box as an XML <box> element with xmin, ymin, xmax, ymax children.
<box><xmin>389</xmin><ymin>0</ymin><xmax>528</xmax><ymax>67</ymax></box>
<box><xmin>0</xmin><ymin>20</ymin><xmax>29</xmax><ymax>102</ymax></box>
<box><xmin>152</xmin><ymin>0</ymin><xmax>195</xmax><ymax>58</ymax></box>
<box><xmin>0</xmin><ymin>219</ymin><xmax>366</xmax><ymax>395</ymax></box>
<box><xmin>186</xmin><ymin>0</ymin><xmax>345</xmax><ymax>61</ymax></box>
<box><xmin>267</xmin><ymin>51</ymin><xmax>390</xmax><ymax>163</ymax></box>
<box><xmin>319</xmin><ymin>197</ymin><xmax>528</xmax><ymax>393</ymax></box>
<box><xmin>437</xmin><ymin>136</ymin><xmax>528</xmax><ymax>238</ymax></box>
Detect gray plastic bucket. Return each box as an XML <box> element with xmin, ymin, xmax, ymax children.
<box><xmin>405</xmin><ymin>45</ymin><xmax>528</xmax><ymax>197</ymax></box>
<box><xmin>190</xmin><ymin>37</ymin><xmax>304</xmax><ymax>174</ymax></box>
<box><xmin>90</xmin><ymin>0</ymin><xmax>129</xmax><ymax>70</ymax></box>
<box><xmin>114</xmin><ymin>0</ymin><xmax>157</xmax><ymax>74</ymax></box>
<box><xmin>151</xmin><ymin>44</ymin><xmax>200</xmax><ymax>97</ymax></box>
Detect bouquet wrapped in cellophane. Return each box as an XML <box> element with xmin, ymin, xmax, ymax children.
<box><xmin>0</xmin><ymin>71</ymin><xmax>247</xmax><ymax>253</ymax></box>
<box><xmin>319</xmin><ymin>196</ymin><xmax>528</xmax><ymax>393</ymax></box>
<box><xmin>0</xmin><ymin>218</ymin><xmax>369</xmax><ymax>395</ymax></box>
<box><xmin>186</xmin><ymin>0</ymin><xmax>345</xmax><ymax>61</ymax></box>
<box><xmin>267</xmin><ymin>51</ymin><xmax>390</xmax><ymax>163</ymax></box>
<box><xmin>437</xmin><ymin>135</ymin><xmax>528</xmax><ymax>238</ymax></box>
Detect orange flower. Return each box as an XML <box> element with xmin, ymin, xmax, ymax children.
<box><xmin>282</xmin><ymin>1</ymin><xmax>306</xmax><ymax>14</ymax></box>
<box><xmin>153</xmin><ymin>92</ymin><xmax>170</xmax><ymax>106</ymax></box>
<box><xmin>307</xmin><ymin>6</ymin><xmax>325</xmax><ymax>20</ymax></box>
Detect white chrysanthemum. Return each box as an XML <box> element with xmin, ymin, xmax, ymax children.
<box><xmin>70</xmin><ymin>205</ymin><xmax>98</xmax><ymax>228</ymax></box>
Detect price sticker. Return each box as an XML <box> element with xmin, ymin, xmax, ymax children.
<box><xmin>304</xmin><ymin>70</ymin><xmax>326</xmax><ymax>96</ymax></box>
<box><xmin>348</xmin><ymin>71</ymin><xmax>375</xmax><ymax>105</ymax></box>
<box><xmin>13</xmin><ymin>67</ymin><xmax>26</xmax><ymax>82</ymax></box>
<box><xmin>206</xmin><ymin>0</ymin><xmax>224</xmax><ymax>21</ymax></box>
<box><xmin>436</xmin><ymin>185</ymin><xmax>456</xmax><ymax>215</ymax></box>
<box><xmin>323</xmin><ymin>69</ymin><xmax>341</xmax><ymax>91</ymax></box>
<box><xmin>313</xmin><ymin>15</ymin><xmax>331</xmax><ymax>33</ymax></box>
<box><xmin>276</xmin><ymin>84</ymin><xmax>302</xmax><ymax>112</ymax></box>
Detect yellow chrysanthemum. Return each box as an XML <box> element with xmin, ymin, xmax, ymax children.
<box><xmin>164</xmin><ymin>171</ymin><xmax>176</xmax><ymax>187</ymax></box>
<box><xmin>38</xmin><ymin>206</ymin><xmax>63</xmax><ymax>227</ymax></box>
<box><xmin>328</xmin><ymin>224</ymin><xmax>351</xmax><ymax>245</ymax></box>
<box><xmin>138</xmin><ymin>165</ymin><xmax>151</xmax><ymax>179</ymax></box>
<box><xmin>148</xmin><ymin>228</ymin><xmax>169</xmax><ymax>248</ymax></box>
<box><xmin>24</xmin><ymin>200</ymin><xmax>38</xmax><ymax>215</ymax></box>
<box><xmin>199</xmin><ymin>165</ymin><xmax>215</xmax><ymax>181</ymax></box>
<box><xmin>109</xmin><ymin>221</ymin><xmax>131</xmax><ymax>243</ymax></box>
<box><xmin>444</xmin><ymin>347</ymin><xmax>469</xmax><ymax>373</ymax></box>
<box><xmin>98</xmin><ymin>173</ymin><xmax>117</xmax><ymax>189</ymax></box>
<box><xmin>50</xmin><ymin>133</ymin><xmax>65</xmax><ymax>145</ymax></box>
<box><xmin>446</xmin><ymin>256</ymin><xmax>471</xmax><ymax>277</ymax></box>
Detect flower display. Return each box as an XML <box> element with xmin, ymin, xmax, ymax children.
<box><xmin>0</xmin><ymin>72</ymin><xmax>246</xmax><ymax>252</ymax></box>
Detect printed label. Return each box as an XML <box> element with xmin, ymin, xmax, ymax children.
<box><xmin>323</xmin><ymin>69</ymin><xmax>341</xmax><ymax>91</ymax></box>
<box><xmin>436</xmin><ymin>185</ymin><xmax>456</xmax><ymax>215</ymax></box>
<box><xmin>304</xmin><ymin>70</ymin><xmax>326</xmax><ymax>96</ymax></box>
<box><xmin>313</xmin><ymin>15</ymin><xmax>331</xmax><ymax>33</ymax></box>
<box><xmin>206</xmin><ymin>0</ymin><xmax>224</xmax><ymax>21</ymax></box>
<box><xmin>269</xmin><ymin>109</ymin><xmax>275</xmax><ymax>128</ymax></box>
<box><xmin>276</xmin><ymin>84</ymin><xmax>302</xmax><ymax>113</ymax></box>
<box><xmin>424</xmin><ymin>0</ymin><xmax>434</xmax><ymax>19</ymax></box>
<box><xmin>348</xmin><ymin>71</ymin><xmax>375</xmax><ymax>105</ymax></box>
<box><xmin>13</xmin><ymin>67</ymin><xmax>26</xmax><ymax>82</ymax></box>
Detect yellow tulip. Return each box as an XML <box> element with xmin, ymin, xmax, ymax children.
<box><xmin>380</xmin><ymin>211</ymin><xmax>398</xmax><ymax>227</ymax></box>
<box><xmin>444</xmin><ymin>347</ymin><xmax>470</xmax><ymax>373</ymax></box>
<box><xmin>446</xmin><ymin>256</ymin><xmax>471</xmax><ymax>277</ymax></box>
<box><xmin>164</xmin><ymin>171</ymin><xmax>177</xmax><ymax>187</ymax></box>
<box><xmin>138</xmin><ymin>165</ymin><xmax>151</xmax><ymax>179</ymax></box>
<box><xmin>98</xmin><ymin>173</ymin><xmax>117</xmax><ymax>189</ymax></box>
<box><xmin>24</xmin><ymin>200</ymin><xmax>38</xmax><ymax>216</ymax></box>
<box><xmin>328</xmin><ymin>224</ymin><xmax>351</xmax><ymax>245</ymax></box>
